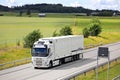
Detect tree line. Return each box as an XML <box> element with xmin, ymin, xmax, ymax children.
<box><xmin>0</xmin><ymin>4</ymin><xmax>119</xmax><ymax>16</ymax></box>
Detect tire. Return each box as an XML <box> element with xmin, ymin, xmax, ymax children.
<box><xmin>71</xmin><ymin>56</ymin><xmax>74</xmax><ymax>62</ymax></box>
<box><xmin>34</xmin><ymin>67</ymin><xmax>38</xmax><ymax>69</ymax></box>
<box><xmin>49</xmin><ymin>61</ymin><xmax>53</xmax><ymax>68</ymax></box>
<box><xmin>73</xmin><ymin>55</ymin><xmax>79</xmax><ymax>61</ymax></box>
<box><xmin>73</xmin><ymin>55</ymin><xmax>76</xmax><ymax>61</ymax></box>
<box><xmin>77</xmin><ymin>54</ymin><xmax>80</xmax><ymax>60</ymax></box>
<box><xmin>59</xmin><ymin>60</ymin><xmax>62</xmax><ymax>65</ymax></box>
<box><xmin>62</xmin><ymin>58</ymin><xmax>65</xmax><ymax>64</ymax></box>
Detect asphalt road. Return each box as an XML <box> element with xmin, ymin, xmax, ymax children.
<box><xmin>0</xmin><ymin>42</ymin><xmax>120</xmax><ymax>80</ymax></box>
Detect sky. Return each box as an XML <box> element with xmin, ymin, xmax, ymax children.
<box><xmin>0</xmin><ymin>0</ymin><xmax>120</xmax><ymax>11</ymax></box>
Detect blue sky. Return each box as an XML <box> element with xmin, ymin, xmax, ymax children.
<box><xmin>0</xmin><ymin>0</ymin><xmax>120</xmax><ymax>11</ymax></box>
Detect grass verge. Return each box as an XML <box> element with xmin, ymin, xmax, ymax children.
<box><xmin>71</xmin><ymin>58</ymin><xmax>120</xmax><ymax>80</ymax></box>
<box><xmin>0</xmin><ymin>47</ymin><xmax>31</xmax><ymax>64</ymax></box>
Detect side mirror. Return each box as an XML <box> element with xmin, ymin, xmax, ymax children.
<box><xmin>48</xmin><ymin>48</ymin><xmax>51</xmax><ymax>54</ymax></box>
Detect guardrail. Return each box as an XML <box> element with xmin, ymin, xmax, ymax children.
<box><xmin>0</xmin><ymin>58</ymin><xmax>31</xmax><ymax>70</ymax></box>
<box><xmin>112</xmin><ymin>75</ymin><xmax>120</xmax><ymax>80</ymax></box>
<box><xmin>58</xmin><ymin>56</ymin><xmax>120</xmax><ymax>80</ymax></box>
<box><xmin>85</xmin><ymin>43</ymin><xmax>103</xmax><ymax>49</ymax></box>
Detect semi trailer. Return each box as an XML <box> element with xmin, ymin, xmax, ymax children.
<box><xmin>31</xmin><ymin>35</ymin><xmax>84</xmax><ymax>68</ymax></box>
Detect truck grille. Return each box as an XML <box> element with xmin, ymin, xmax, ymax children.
<box><xmin>36</xmin><ymin>58</ymin><xmax>42</xmax><ymax>66</ymax></box>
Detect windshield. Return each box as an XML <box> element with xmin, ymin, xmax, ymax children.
<box><xmin>32</xmin><ymin>48</ymin><xmax>48</xmax><ymax>57</ymax></box>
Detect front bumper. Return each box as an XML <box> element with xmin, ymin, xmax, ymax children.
<box><xmin>32</xmin><ymin>57</ymin><xmax>49</xmax><ymax>68</ymax></box>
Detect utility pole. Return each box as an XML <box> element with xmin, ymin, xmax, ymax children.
<box><xmin>73</xmin><ymin>3</ymin><xmax>78</xmax><ymax>35</ymax></box>
<box><xmin>73</xmin><ymin>16</ymin><xmax>77</xmax><ymax>35</ymax></box>
<box><xmin>107</xmin><ymin>51</ymin><xmax>110</xmax><ymax>80</ymax></box>
<box><xmin>96</xmin><ymin>54</ymin><xmax>99</xmax><ymax>80</ymax></box>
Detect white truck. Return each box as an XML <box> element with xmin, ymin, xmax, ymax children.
<box><xmin>31</xmin><ymin>35</ymin><xmax>84</xmax><ymax>68</ymax></box>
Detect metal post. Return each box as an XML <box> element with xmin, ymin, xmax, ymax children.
<box><xmin>73</xmin><ymin>76</ymin><xmax>75</xmax><ymax>80</ymax></box>
<box><xmin>96</xmin><ymin>54</ymin><xmax>98</xmax><ymax>80</ymax></box>
<box><xmin>107</xmin><ymin>51</ymin><xmax>110</xmax><ymax>80</ymax></box>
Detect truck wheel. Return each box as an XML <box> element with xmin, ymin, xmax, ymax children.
<box><xmin>49</xmin><ymin>61</ymin><xmax>53</xmax><ymax>68</ymax></box>
<box><xmin>59</xmin><ymin>60</ymin><xmax>62</xmax><ymax>65</ymax></box>
<box><xmin>82</xmin><ymin>54</ymin><xmax>83</xmax><ymax>58</ymax></box>
<box><xmin>77</xmin><ymin>54</ymin><xmax>80</xmax><ymax>60</ymax></box>
<box><xmin>34</xmin><ymin>67</ymin><xmax>38</xmax><ymax>69</ymax></box>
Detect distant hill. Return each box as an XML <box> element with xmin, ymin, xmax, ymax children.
<box><xmin>13</xmin><ymin>4</ymin><xmax>93</xmax><ymax>14</ymax></box>
<box><xmin>0</xmin><ymin>4</ymin><xmax>119</xmax><ymax>16</ymax></box>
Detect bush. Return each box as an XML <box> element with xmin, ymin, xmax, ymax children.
<box><xmin>89</xmin><ymin>18</ymin><xmax>102</xmax><ymax>36</ymax></box>
<box><xmin>19</xmin><ymin>11</ymin><xmax>23</xmax><ymax>16</ymax></box>
<box><xmin>60</xmin><ymin>26</ymin><xmax>72</xmax><ymax>36</ymax></box>
<box><xmin>82</xmin><ymin>18</ymin><xmax>102</xmax><ymax>37</ymax></box>
<box><xmin>24</xmin><ymin>30</ymin><xmax>43</xmax><ymax>48</ymax></box>
<box><xmin>89</xmin><ymin>23</ymin><xmax>102</xmax><ymax>36</ymax></box>
<box><xmin>0</xmin><ymin>14</ymin><xmax>4</xmax><ymax>16</ymax></box>
<box><xmin>83</xmin><ymin>27</ymin><xmax>89</xmax><ymax>38</ymax></box>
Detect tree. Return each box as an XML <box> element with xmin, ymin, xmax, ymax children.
<box><xmin>89</xmin><ymin>23</ymin><xmax>102</xmax><ymax>36</ymax></box>
<box><xmin>24</xmin><ymin>30</ymin><xmax>43</xmax><ymax>48</ymax></box>
<box><xmin>82</xmin><ymin>18</ymin><xmax>102</xmax><ymax>37</ymax></box>
<box><xmin>19</xmin><ymin>11</ymin><xmax>23</xmax><ymax>16</ymax></box>
<box><xmin>83</xmin><ymin>27</ymin><xmax>89</xmax><ymax>38</ymax></box>
<box><xmin>60</xmin><ymin>26</ymin><xmax>72</xmax><ymax>36</ymax></box>
<box><xmin>26</xmin><ymin>9</ymin><xmax>31</xmax><ymax>16</ymax></box>
<box><xmin>89</xmin><ymin>18</ymin><xmax>102</xmax><ymax>36</ymax></box>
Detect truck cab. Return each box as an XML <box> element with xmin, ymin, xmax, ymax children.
<box><xmin>31</xmin><ymin>40</ymin><xmax>54</xmax><ymax>68</ymax></box>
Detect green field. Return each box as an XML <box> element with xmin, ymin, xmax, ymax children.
<box><xmin>0</xmin><ymin>16</ymin><xmax>74</xmax><ymax>45</ymax></box>
<box><xmin>0</xmin><ymin>16</ymin><xmax>120</xmax><ymax>45</ymax></box>
<box><xmin>0</xmin><ymin>15</ymin><xmax>120</xmax><ymax>64</ymax></box>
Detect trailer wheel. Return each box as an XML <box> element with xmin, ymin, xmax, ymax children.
<box><xmin>73</xmin><ymin>55</ymin><xmax>76</xmax><ymax>61</ymax></box>
<box><xmin>61</xmin><ymin>58</ymin><xmax>65</xmax><ymax>64</ymax></box>
<box><xmin>73</xmin><ymin>55</ymin><xmax>79</xmax><ymax>61</ymax></box>
<box><xmin>71</xmin><ymin>56</ymin><xmax>74</xmax><ymax>61</ymax></box>
<box><xmin>77</xmin><ymin>54</ymin><xmax>80</xmax><ymax>60</ymax></box>
<box><xmin>75</xmin><ymin>55</ymin><xmax>78</xmax><ymax>60</ymax></box>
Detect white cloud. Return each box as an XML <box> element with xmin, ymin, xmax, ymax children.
<box><xmin>89</xmin><ymin>0</ymin><xmax>120</xmax><ymax>10</ymax></box>
<box><xmin>18</xmin><ymin>2</ymin><xmax>23</xmax><ymax>6</ymax></box>
<box><xmin>100</xmin><ymin>0</ymin><xmax>119</xmax><ymax>10</ymax></box>
<box><xmin>6</xmin><ymin>0</ymin><xmax>15</xmax><ymax>7</ymax></box>
<box><xmin>2</xmin><ymin>0</ymin><xmax>120</xmax><ymax>11</ymax></box>
<box><xmin>69</xmin><ymin>0</ymin><xmax>120</xmax><ymax>11</ymax></box>
<box><xmin>70</xmin><ymin>1</ymin><xmax>81</xmax><ymax>7</ymax></box>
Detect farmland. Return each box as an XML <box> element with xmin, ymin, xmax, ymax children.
<box><xmin>0</xmin><ymin>16</ymin><xmax>120</xmax><ymax>45</ymax></box>
<box><xmin>0</xmin><ymin>14</ymin><xmax>120</xmax><ymax>63</ymax></box>
<box><xmin>0</xmin><ymin>16</ymin><xmax>74</xmax><ymax>45</ymax></box>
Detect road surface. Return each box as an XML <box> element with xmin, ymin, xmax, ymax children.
<box><xmin>0</xmin><ymin>42</ymin><xmax>120</xmax><ymax>80</ymax></box>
